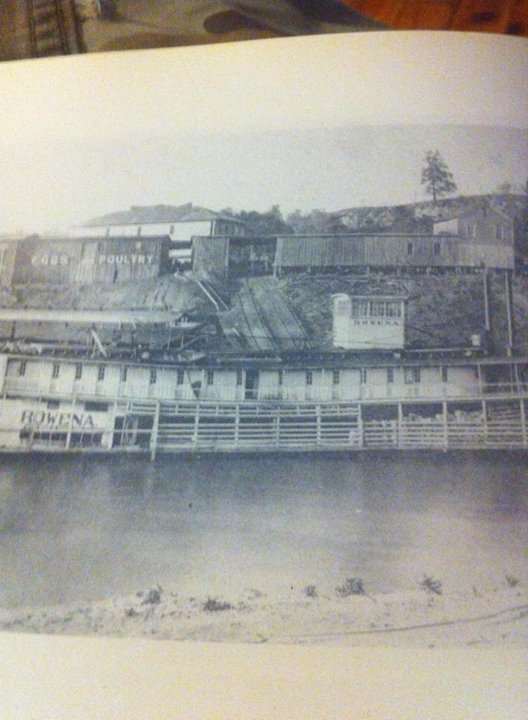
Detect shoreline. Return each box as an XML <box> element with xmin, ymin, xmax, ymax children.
<box><xmin>1</xmin><ymin>582</ymin><xmax>527</xmax><ymax>648</ymax></box>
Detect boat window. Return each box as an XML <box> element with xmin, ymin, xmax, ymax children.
<box><xmin>405</xmin><ymin>367</ymin><xmax>421</xmax><ymax>384</ymax></box>
<box><xmin>385</xmin><ymin>302</ymin><xmax>401</xmax><ymax>318</ymax></box>
<box><xmin>350</xmin><ymin>300</ymin><xmax>368</xmax><ymax>318</ymax></box>
<box><xmin>370</xmin><ymin>301</ymin><xmax>385</xmax><ymax>317</ymax></box>
<box><xmin>85</xmin><ymin>402</ymin><xmax>109</xmax><ymax>412</ymax></box>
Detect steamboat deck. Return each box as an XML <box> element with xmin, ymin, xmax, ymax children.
<box><xmin>2</xmin><ymin>391</ymin><xmax>527</xmax><ymax>458</ymax></box>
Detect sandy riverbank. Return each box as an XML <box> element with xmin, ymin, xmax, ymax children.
<box><xmin>1</xmin><ymin>580</ymin><xmax>527</xmax><ymax>647</ymax></box>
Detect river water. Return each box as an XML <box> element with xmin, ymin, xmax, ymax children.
<box><xmin>0</xmin><ymin>451</ymin><xmax>526</xmax><ymax>609</ymax></box>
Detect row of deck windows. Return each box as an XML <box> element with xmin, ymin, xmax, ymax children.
<box><xmin>13</xmin><ymin>362</ymin><xmax>459</xmax><ymax>386</ymax></box>
<box><xmin>349</xmin><ymin>300</ymin><xmax>403</xmax><ymax>319</ymax></box>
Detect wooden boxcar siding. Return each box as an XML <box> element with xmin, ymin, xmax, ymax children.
<box><xmin>455</xmin><ymin>241</ymin><xmax>514</xmax><ymax>269</ymax></box>
<box><xmin>364</xmin><ymin>236</ymin><xmax>456</xmax><ymax>267</ymax></box>
<box><xmin>275</xmin><ymin>235</ymin><xmax>514</xmax><ymax>271</ymax></box>
<box><xmin>12</xmin><ymin>238</ymin><xmax>82</xmax><ymax>285</ymax></box>
<box><xmin>226</xmin><ymin>238</ymin><xmax>277</xmax><ymax>274</ymax></box>
<box><xmin>275</xmin><ymin>236</ymin><xmax>364</xmax><ymax>269</ymax></box>
<box><xmin>0</xmin><ymin>354</ymin><xmax>7</xmax><ymax>393</ymax></box>
<box><xmin>11</xmin><ymin>237</ymin><xmax>169</xmax><ymax>286</ymax></box>
<box><xmin>0</xmin><ymin>243</ymin><xmax>17</xmax><ymax>287</ymax></box>
<box><xmin>192</xmin><ymin>237</ymin><xmax>229</xmax><ymax>279</ymax></box>
<box><xmin>92</xmin><ymin>237</ymin><xmax>169</xmax><ymax>284</ymax></box>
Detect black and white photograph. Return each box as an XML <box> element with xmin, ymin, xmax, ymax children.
<box><xmin>0</xmin><ymin>27</ymin><xmax>527</xmax><ymax>674</ymax></box>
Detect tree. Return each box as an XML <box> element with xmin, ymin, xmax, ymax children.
<box><xmin>421</xmin><ymin>150</ymin><xmax>457</xmax><ymax>203</ymax></box>
<box><xmin>286</xmin><ymin>209</ymin><xmax>348</xmax><ymax>235</ymax></box>
<box><xmin>234</xmin><ymin>205</ymin><xmax>292</xmax><ymax>236</ymax></box>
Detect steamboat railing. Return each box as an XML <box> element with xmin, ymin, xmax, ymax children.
<box><xmin>1</xmin><ymin>398</ymin><xmax>527</xmax><ymax>456</ymax></box>
<box><xmin>2</xmin><ymin>377</ymin><xmax>528</xmax><ymax>455</ymax></box>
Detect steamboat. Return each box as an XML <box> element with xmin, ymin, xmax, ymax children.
<box><xmin>0</xmin><ymin>282</ymin><xmax>526</xmax><ymax>458</ymax></box>
<box><xmin>0</xmin><ymin>201</ymin><xmax>526</xmax><ymax>457</ymax></box>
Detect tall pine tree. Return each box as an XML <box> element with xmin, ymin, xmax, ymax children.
<box><xmin>421</xmin><ymin>150</ymin><xmax>457</xmax><ymax>203</ymax></box>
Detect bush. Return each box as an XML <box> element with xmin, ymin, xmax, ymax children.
<box><xmin>336</xmin><ymin>577</ymin><xmax>365</xmax><ymax>597</ymax></box>
<box><xmin>142</xmin><ymin>587</ymin><xmax>162</xmax><ymax>605</ymax></box>
<box><xmin>304</xmin><ymin>585</ymin><xmax>318</xmax><ymax>598</ymax></box>
<box><xmin>505</xmin><ymin>574</ymin><xmax>520</xmax><ymax>588</ymax></box>
<box><xmin>203</xmin><ymin>597</ymin><xmax>232</xmax><ymax>612</ymax></box>
<box><xmin>419</xmin><ymin>575</ymin><xmax>443</xmax><ymax>596</ymax></box>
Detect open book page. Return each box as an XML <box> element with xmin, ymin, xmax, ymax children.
<box><xmin>0</xmin><ymin>30</ymin><xmax>527</xmax><ymax>719</ymax></box>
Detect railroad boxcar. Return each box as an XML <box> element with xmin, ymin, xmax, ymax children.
<box><xmin>273</xmin><ymin>234</ymin><xmax>515</xmax><ymax>273</ymax></box>
<box><xmin>193</xmin><ymin>236</ymin><xmax>277</xmax><ymax>279</ymax></box>
<box><xmin>12</xmin><ymin>237</ymin><xmax>83</xmax><ymax>285</ymax></box>
<box><xmin>11</xmin><ymin>235</ymin><xmax>172</xmax><ymax>286</ymax></box>
<box><xmin>192</xmin><ymin>236</ymin><xmax>230</xmax><ymax>278</ymax></box>
<box><xmin>0</xmin><ymin>241</ymin><xmax>17</xmax><ymax>287</ymax></box>
<box><xmin>88</xmin><ymin>236</ymin><xmax>172</xmax><ymax>284</ymax></box>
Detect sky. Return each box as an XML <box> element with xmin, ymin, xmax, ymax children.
<box><xmin>0</xmin><ymin>32</ymin><xmax>526</xmax><ymax>234</ymax></box>
<box><xmin>0</xmin><ymin>124</ymin><xmax>526</xmax><ymax>234</ymax></box>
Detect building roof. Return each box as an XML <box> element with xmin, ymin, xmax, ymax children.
<box><xmin>81</xmin><ymin>203</ymin><xmax>243</xmax><ymax>227</ymax></box>
<box><xmin>433</xmin><ymin>203</ymin><xmax>514</xmax><ymax>226</ymax></box>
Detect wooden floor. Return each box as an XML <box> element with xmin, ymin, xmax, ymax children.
<box><xmin>343</xmin><ymin>0</ymin><xmax>528</xmax><ymax>36</ymax></box>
